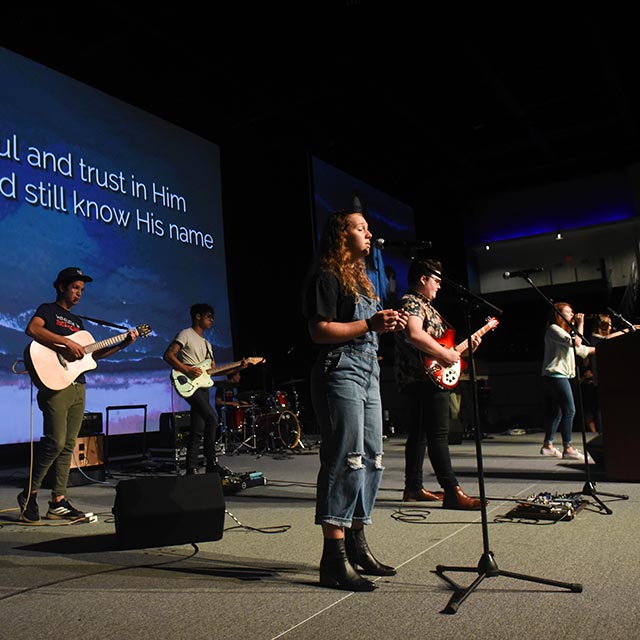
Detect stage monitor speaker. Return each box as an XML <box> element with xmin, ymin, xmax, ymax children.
<box><xmin>112</xmin><ymin>474</ymin><xmax>225</xmax><ymax>549</ymax></box>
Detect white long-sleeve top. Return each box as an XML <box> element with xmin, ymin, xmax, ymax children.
<box><xmin>541</xmin><ymin>324</ymin><xmax>590</xmax><ymax>378</ymax></box>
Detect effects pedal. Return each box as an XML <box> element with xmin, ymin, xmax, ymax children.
<box><xmin>221</xmin><ymin>471</ymin><xmax>267</xmax><ymax>495</ymax></box>
<box><xmin>504</xmin><ymin>492</ymin><xmax>584</xmax><ymax>521</ymax></box>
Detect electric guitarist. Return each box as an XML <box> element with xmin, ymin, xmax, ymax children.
<box><xmin>394</xmin><ymin>258</ymin><xmax>487</xmax><ymax>511</ymax></box>
<box><xmin>18</xmin><ymin>267</ymin><xmax>139</xmax><ymax>524</ymax></box>
<box><xmin>163</xmin><ymin>302</ymin><xmax>245</xmax><ymax>477</ymax></box>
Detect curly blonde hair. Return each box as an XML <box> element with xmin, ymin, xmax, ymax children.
<box><xmin>317</xmin><ymin>210</ymin><xmax>377</xmax><ymax>301</ymax></box>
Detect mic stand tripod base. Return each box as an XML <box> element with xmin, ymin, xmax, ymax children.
<box><xmin>435</xmin><ymin>551</ymin><xmax>583</xmax><ymax>615</ymax></box>
<box><xmin>571</xmin><ymin>481</ymin><xmax>629</xmax><ymax>516</ymax></box>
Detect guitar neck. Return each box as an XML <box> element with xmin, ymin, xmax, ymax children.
<box><xmin>83</xmin><ymin>331</ymin><xmax>129</xmax><ymax>355</ymax></box>
<box><xmin>455</xmin><ymin>323</ymin><xmax>494</xmax><ymax>354</ymax></box>
<box><xmin>206</xmin><ymin>360</ymin><xmax>245</xmax><ymax>377</ymax></box>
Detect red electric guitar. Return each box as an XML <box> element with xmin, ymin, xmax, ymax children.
<box><xmin>422</xmin><ymin>317</ymin><xmax>500</xmax><ymax>390</ymax></box>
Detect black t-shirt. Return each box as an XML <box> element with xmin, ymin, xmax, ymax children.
<box><xmin>303</xmin><ymin>269</ymin><xmax>373</xmax><ymax>351</ymax></box>
<box><xmin>34</xmin><ymin>301</ymin><xmax>87</xmax><ymax>384</ymax></box>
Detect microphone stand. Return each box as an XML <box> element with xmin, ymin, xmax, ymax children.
<box><xmin>607</xmin><ymin>306</ymin><xmax>636</xmax><ymax>333</ymax></box>
<box><xmin>425</xmin><ymin>268</ymin><xmax>582</xmax><ymax>614</ymax></box>
<box><xmin>518</xmin><ymin>276</ymin><xmax>628</xmax><ymax>514</ymax></box>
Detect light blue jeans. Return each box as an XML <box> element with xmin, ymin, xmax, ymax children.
<box><xmin>543</xmin><ymin>376</ymin><xmax>575</xmax><ymax>447</ymax></box>
<box><xmin>312</xmin><ymin>343</ymin><xmax>384</xmax><ymax>527</ymax></box>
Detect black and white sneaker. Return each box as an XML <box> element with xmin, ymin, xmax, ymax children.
<box><xmin>46</xmin><ymin>498</ymin><xmax>85</xmax><ymax>520</ymax></box>
<box><xmin>17</xmin><ymin>491</ymin><xmax>40</xmax><ymax>523</ymax></box>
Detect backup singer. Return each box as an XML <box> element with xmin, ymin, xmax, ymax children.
<box><xmin>540</xmin><ymin>302</ymin><xmax>595</xmax><ymax>461</ymax></box>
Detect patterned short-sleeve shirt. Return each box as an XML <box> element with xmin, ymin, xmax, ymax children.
<box><xmin>394</xmin><ymin>290</ymin><xmax>447</xmax><ymax>390</ymax></box>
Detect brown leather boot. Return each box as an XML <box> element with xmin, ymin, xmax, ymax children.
<box><xmin>402</xmin><ymin>488</ymin><xmax>444</xmax><ymax>502</ymax></box>
<box><xmin>442</xmin><ymin>485</ymin><xmax>486</xmax><ymax>510</ymax></box>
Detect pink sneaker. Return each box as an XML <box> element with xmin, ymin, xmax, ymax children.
<box><xmin>540</xmin><ymin>446</ymin><xmax>562</xmax><ymax>458</ymax></box>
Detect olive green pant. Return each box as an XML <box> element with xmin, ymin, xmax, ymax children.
<box><xmin>29</xmin><ymin>382</ymin><xmax>86</xmax><ymax>499</ymax></box>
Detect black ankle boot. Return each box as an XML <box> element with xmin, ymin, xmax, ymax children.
<box><xmin>319</xmin><ymin>538</ymin><xmax>377</xmax><ymax>592</ymax></box>
<box><xmin>344</xmin><ymin>528</ymin><xmax>397</xmax><ymax>576</ymax></box>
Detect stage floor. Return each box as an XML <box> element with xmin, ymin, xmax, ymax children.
<box><xmin>0</xmin><ymin>431</ymin><xmax>637</xmax><ymax>640</ymax></box>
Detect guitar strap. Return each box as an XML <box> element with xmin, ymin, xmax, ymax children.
<box><xmin>431</xmin><ymin>305</ymin><xmax>455</xmax><ymax>332</ymax></box>
<box><xmin>76</xmin><ymin>314</ymin><xmax>128</xmax><ymax>330</ymax></box>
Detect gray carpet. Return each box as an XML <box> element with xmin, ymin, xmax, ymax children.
<box><xmin>0</xmin><ymin>431</ymin><xmax>637</xmax><ymax>640</ymax></box>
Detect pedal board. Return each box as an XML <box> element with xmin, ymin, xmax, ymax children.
<box><xmin>503</xmin><ymin>492</ymin><xmax>586</xmax><ymax>522</ymax></box>
<box><xmin>221</xmin><ymin>471</ymin><xmax>267</xmax><ymax>495</ymax></box>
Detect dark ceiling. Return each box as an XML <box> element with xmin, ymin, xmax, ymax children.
<box><xmin>4</xmin><ymin>6</ymin><xmax>640</xmax><ymax>376</ymax></box>
<box><xmin>5</xmin><ymin>6</ymin><xmax>640</xmax><ymax>214</ymax></box>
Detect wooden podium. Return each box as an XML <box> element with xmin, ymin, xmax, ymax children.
<box><xmin>596</xmin><ymin>331</ymin><xmax>640</xmax><ymax>481</ymax></box>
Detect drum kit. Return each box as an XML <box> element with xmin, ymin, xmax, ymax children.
<box><xmin>219</xmin><ymin>378</ymin><xmax>305</xmax><ymax>455</ymax></box>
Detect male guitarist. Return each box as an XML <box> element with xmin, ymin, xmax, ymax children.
<box><xmin>163</xmin><ymin>302</ymin><xmax>247</xmax><ymax>476</ymax></box>
<box><xmin>18</xmin><ymin>267</ymin><xmax>138</xmax><ymax>523</ymax></box>
<box><xmin>393</xmin><ymin>258</ymin><xmax>486</xmax><ymax>510</ymax></box>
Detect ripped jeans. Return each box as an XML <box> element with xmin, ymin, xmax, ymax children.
<box><xmin>311</xmin><ymin>345</ymin><xmax>384</xmax><ymax>528</ymax></box>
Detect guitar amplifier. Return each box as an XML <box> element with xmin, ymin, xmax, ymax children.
<box><xmin>79</xmin><ymin>411</ymin><xmax>103</xmax><ymax>436</ymax></box>
<box><xmin>159</xmin><ymin>411</ymin><xmax>191</xmax><ymax>447</ymax></box>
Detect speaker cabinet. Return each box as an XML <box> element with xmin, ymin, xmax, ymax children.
<box><xmin>112</xmin><ymin>474</ymin><xmax>225</xmax><ymax>549</ymax></box>
<box><xmin>79</xmin><ymin>412</ymin><xmax>103</xmax><ymax>436</ymax></box>
<box><xmin>159</xmin><ymin>411</ymin><xmax>191</xmax><ymax>447</ymax></box>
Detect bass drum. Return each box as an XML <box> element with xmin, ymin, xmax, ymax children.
<box><xmin>255</xmin><ymin>410</ymin><xmax>301</xmax><ymax>449</ymax></box>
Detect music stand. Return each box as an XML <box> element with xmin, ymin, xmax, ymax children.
<box><xmin>516</xmin><ymin>274</ymin><xmax>628</xmax><ymax>514</ymax></box>
<box><xmin>422</xmin><ymin>266</ymin><xmax>582</xmax><ymax>614</ymax></box>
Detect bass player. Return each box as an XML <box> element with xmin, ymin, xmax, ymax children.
<box><xmin>18</xmin><ymin>267</ymin><xmax>139</xmax><ymax>523</ymax></box>
<box><xmin>393</xmin><ymin>258</ymin><xmax>486</xmax><ymax>510</ymax></box>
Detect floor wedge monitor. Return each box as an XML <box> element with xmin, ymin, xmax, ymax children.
<box><xmin>113</xmin><ymin>473</ymin><xmax>225</xmax><ymax>549</ymax></box>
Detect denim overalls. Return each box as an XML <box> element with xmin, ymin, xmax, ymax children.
<box><xmin>311</xmin><ymin>293</ymin><xmax>384</xmax><ymax>527</ymax></box>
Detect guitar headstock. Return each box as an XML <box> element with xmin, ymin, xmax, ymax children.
<box><xmin>245</xmin><ymin>356</ymin><xmax>266</xmax><ymax>366</ymax></box>
<box><xmin>486</xmin><ymin>317</ymin><xmax>500</xmax><ymax>330</ymax></box>
<box><xmin>135</xmin><ymin>324</ymin><xmax>152</xmax><ymax>338</ymax></box>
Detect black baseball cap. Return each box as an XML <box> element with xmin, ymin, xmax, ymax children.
<box><xmin>53</xmin><ymin>267</ymin><xmax>93</xmax><ymax>288</ymax></box>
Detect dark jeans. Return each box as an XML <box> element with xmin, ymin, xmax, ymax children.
<box><xmin>185</xmin><ymin>387</ymin><xmax>219</xmax><ymax>468</ymax></box>
<box><xmin>402</xmin><ymin>381</ymin><xmax>457</xmax><ymax>492</ymax></box>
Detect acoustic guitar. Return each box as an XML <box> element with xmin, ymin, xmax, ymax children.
<box><xmin>24</xmin><ymin>323</ymin><xmax>152</xmax><ymax>391</ymax></box>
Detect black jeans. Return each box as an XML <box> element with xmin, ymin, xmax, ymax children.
<box><xmin>185</xmin><ymin>387</ymin><xmax>219</xmax><ymax>468</ymax></box>
<box><xmin>402</xmin><ymin>381</ymin><xmax>457</xmax><ymax>492</ymax></box>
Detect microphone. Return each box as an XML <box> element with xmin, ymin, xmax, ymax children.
<box><xmin>503</xmin><ymin>267</ymin><xmax>544</xmax><ymax>279</ymax></box>
<box><xmin>374</xmin><ymin>238</ymin><xmax>432</xmax><ymax>250</ymax></box>
<box><xmin>607</xmin><ymin>307</ymin><xmax>636</xmax><ymax>332</ymax></box>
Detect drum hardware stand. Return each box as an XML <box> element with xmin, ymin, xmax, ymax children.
<box><xmin>230</xmin><ymin>408</ymin><xmax>258</xmax><ymax>455</ymax></box>
<box><xmin>415</xmin><ymin>263</ymin><xmax>583</xmax><ymax>614</ymax></box>
<box><xmin>520</xmin><ymin>275</ymin><xmax>628</xmax><ymax>514</ymax></box>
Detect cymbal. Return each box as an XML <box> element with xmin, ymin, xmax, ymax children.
<box><xmin>278</xmin><ymin>378</ymin><xmax>305</xmax><ymax>386</ymax></box>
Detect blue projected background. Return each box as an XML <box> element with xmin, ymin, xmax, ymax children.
<box><xmin>0</xmin><ymin>47</ymin><xmax>232</xmax><ymax>445</ymax></box>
